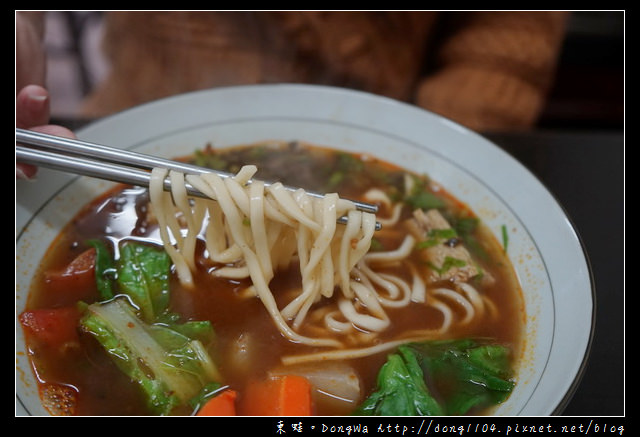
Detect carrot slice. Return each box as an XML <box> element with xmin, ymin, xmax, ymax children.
<box><xmin>196</xmin><ymin>389</ymin><xmax>238</xmax><ymax>416</ymax></box>
<box><xmin>241</xmin><ymin>375</ymin><xmax>313</xmax><ymax>416</ymax></box>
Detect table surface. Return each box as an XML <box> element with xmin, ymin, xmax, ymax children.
<box><xmin>485</xmin><ymin>129</ymin><xmax>624</xmax><ymax>417</ymax></box>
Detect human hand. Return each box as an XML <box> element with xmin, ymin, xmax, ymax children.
<box><xmin>16</xmin><ymin>11</ymin><xmax>46</xmax><ymax>93</ymax></box>
<box><xmin>16</xmin><ymin>85</ymin><xmax>76</xmax><ymax>179</ymax></box>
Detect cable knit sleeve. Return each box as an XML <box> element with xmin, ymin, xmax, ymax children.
<box><xmin>416</xmin><ymin>11</ymin><xmax>569</xmax><ymax>131</ymax></box>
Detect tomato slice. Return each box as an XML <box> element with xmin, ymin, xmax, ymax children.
<box><xmin>19</xmin><ymin>306</ymin><xmax>81</xmax><ymax>346</ymax></box>
<box><xmin>40</xmin><ymin>382</ymin><xmax>78</xmax><ymax>416</ymax></box>
<box><xmin>44</xmin><ymin>248</ymin><xmax>97</xmax><ymax>302</ymax></box>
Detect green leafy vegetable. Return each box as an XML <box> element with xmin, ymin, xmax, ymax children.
<box><xmin>81</xmin><ymin>298</ymin><xmax>220</xmax><ymax>415</ymax></box>
<box><xmin>501</xmin><ymin>224</ymin><xmax>509</xmax><ymax>253</ymax></box>
<box><xmin>429</xmin><ymin>228</ymin><xmax>458</xmax><ymax>240</ymax></box>
<box><xmin>117</xmin><ymin>242</ymin><xmax>171</xmax><ymax>323</ymax></box>
<box><xmin>405</xmin><ymin>191</ymin><xmax>445</xmax><ymax>211</ymax></box>
<box><xmin>407</xmin><ymin>339</ymin><xmax>515</xmax><ymax>415</ymax></box>
<box><xmin>453</xmin><ymin>216</ymin><xmax>479</xmax><ymax>236</ymax></box>
<box><xmin>354</xmin><ymin>339</ymin><xmax>515</xmax><ymax>416</ymax></box>
<box><xmin>415</xmin><ymin>239</ymin><xmax>440</xmax><ymax>249</ymax></box>
<box><xmin>336</xmin><ymin>152</ymin><xmax>364</xmax><ymax>173</ymax></box>
<box><xmin>86</xmin><ymin>239</ymin><xmax>116</xmax><ymax>300</ymax></box>
<box><xmin>352</xmin><ymin>346</ymin><xmax>444</xmax><ymax>416</ymax></box>
<box><xmin>326</xmin><ymin>171</ymin><xmax>345</xmax><ymax>190</ymax></box>
<box><xmin>451</xmin><ymin>216</ymin><xmax>489</xmax><ymax>261</ymax></box>
<box><xmin>188</xmin><ymin>382</ymin><xmax>226</xmax><ymax>411</ymax></box>
<box><xmin>79</xmin><ymin>240</ymin><xmax>221</xmax><ymax>415</ymax></box>
<box><xmin>192</xmin><ymin>147</ymin><xmax>228</xmax><ymax>170</ymax></box>
<box><xmin>403</xmin><ymin>174</ymin><xmax>445</xmax><ymax>211</ymax></box>
<box><xmin>428</xmin><ymin>256</ymin><xmax>467</xmax><ymax>275</ymax></box>
<box><xmin>369</xmin><ymin>237</ymin><xmax>384</xmax><ymax>252</ymax></box>
<box><xmin>155</xmin><ymin>312</ymin><xmax>216</xmax><ymax>344</ymax></box>
<box><xmin>325</xmin><ymin>152</ymin><xmax>365</xmax><ymax>191</ymax></box>
<box><xmin>416</xmin><ymin>228</ymin><xmax>459</xmax><ymax>250</ymax></box>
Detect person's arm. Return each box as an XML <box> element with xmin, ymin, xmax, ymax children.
<box><xmin>416</xmin><ymin>11</ymin><xmax>569</xmax><ymax>131</ymax></box>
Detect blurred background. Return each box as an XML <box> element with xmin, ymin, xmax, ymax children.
<box><xmin>41</xmin><ymin>11</ymin><xmax>623</xmax><ymax>131</ymax></box>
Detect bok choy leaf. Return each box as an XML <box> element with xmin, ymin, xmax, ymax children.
<box><xmin>86</xmin><ymin>239</ymin><xmax>116</xmax><ymax>300</ymax></box>
<box><xmin>354</xmin><ymin>338</ymin><xmax>515</xmax><ymax>416</ymax></box>
<box><xmin>407</xmin><ymin>339</ymin><xmax>515</xmax><ymax>415</ymax></box>
<box><xmin>352</xmin><ymin>346</ymin><xmax>443</xmax><ymax>416</ymax></box>
<box><xmin>116</xmin><ymin>242</ymin><xmax>171</xmax><ymax>323</ymax></box>
<box><xmin>81</xmin><ymin>297</ymin><xmax>221</xmax><ymax>415</ymax></box>
<box><xmin>80</xmin><ymin>240</ymin><xmax>221</xmax><ymax>415</ymax></box>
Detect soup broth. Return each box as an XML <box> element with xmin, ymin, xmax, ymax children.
<box><xmin>20</xmin><ymin>142</ymin><xmax>524</xmax><ymax>416</ymax></box>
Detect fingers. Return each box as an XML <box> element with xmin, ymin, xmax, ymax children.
<box><xmin>17</xmin><ymin>85</ymin><xmax>76</xmax><ymax>138</ymax></box>
<box><xmin>29</xmin><ymin>124</ymin><xmax>76</xmax><ymax>139</ymax></box>
<box><xmin>16</xmin><ymin>84</ymin><xmax>51</xmax><ymax>129</ymax></box>
<box><xmin>16</xmin><ymin>85</ymin><xmax>76</xmax><ymax>179</ymax></box>
<box><xmin>16</xmin><ymin>163</ymin><xmax>38</xmax><ymax>180</ymax></box>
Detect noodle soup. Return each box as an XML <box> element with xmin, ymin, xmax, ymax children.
<box><xmin>19</xmin><ymin>141</ymin><xmax>524</xmax><ymax>416</ymax></box>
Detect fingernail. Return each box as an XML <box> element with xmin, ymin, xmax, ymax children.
<box><xmin>16</xmin><ymin>167</ymin><xmax>29</xmax><ymax>180</ymax></box>
<box><xmin>16</xmin><ymin>164</ymin><xmax>37</xmax><ymax>180</ymax></box>
<box><xmin>28</xmin><ymin>93</ymin><xmax>48</xmax><ymax>102</ymax></box>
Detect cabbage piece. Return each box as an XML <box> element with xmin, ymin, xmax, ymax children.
<box><xmin>270</xmin><ymin>361</ymin><xmax>362</xmax><ymax>412</ymax></box>
<box><xmin>81</xmin><ymin>297</ymin><xmax>220</xmax><ymax>415</ymax></box>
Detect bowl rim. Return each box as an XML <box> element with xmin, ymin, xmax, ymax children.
<box><xmin>16</xmin><ymin>83</ymin><xmax>595</xmax><ymax>416</ymax></box>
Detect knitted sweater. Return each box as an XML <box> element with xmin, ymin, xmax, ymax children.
<box><xmin>81</xmin><ymin>11</ymin><xmax>568</xmax><ymax>131</ymax></box>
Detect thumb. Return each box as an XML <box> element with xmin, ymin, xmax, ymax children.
<box><xmin>16</xmin><ymin>84</ymin><xmax>51</xmax><ymax>129</ymax></box>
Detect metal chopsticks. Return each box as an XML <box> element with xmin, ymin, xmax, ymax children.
<box><xmin>16</xmin><ymin>128</ymin><xmax>380</xmax><ymax>227</ymax></box>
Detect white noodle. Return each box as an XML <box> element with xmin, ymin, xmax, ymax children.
<box><xmin>364</xmin><ymin>235</ymin><xmax>415</xmax><ymax>264</ymax></box>
<box><xmin>410</xmin><ymin>264</ymin><xmax>427</xmax><ymax>303</ymax></box>
<box><xmin>281</xmin><ymin>333</ymin><xmax>441</xmax><ymax>366</ymax></box>
<box><xmin>363</xmin><ymin>188</ymin><xmax>403</xmax><ymax>226</ymax></box>
<box><xmin>457</xmin><ymin>282</ymin><xmax>485</xmax><ymax>319</ymax></box>
<box><xmin>432</xmin><ymin>287</ymin><xmax>475</xmax><ymax>325</ymax></box>
<box><xmin>429</xmin><ymin>298</ymin><xmax>454</xmax><ymax>333</ymax></box>
<box><xmin>149</xmin><ymin>168</ymin><xmax>193</xmax><ymax>287</ymax></box>
<box><xmin>148</xmin><ymin>164</ymin><xmax>496</xmax><ymax>357</ymax></box>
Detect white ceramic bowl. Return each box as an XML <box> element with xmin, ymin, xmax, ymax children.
<box><xmin>16</xmin><ymin>84</ymin><xmax>593</xmax><ymax>416</ymax></box>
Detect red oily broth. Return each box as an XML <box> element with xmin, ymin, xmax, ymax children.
<box><xmin>20</xmin><ymin>141</ymin><xmax>524</xmax><ymax>416</ymax></box>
